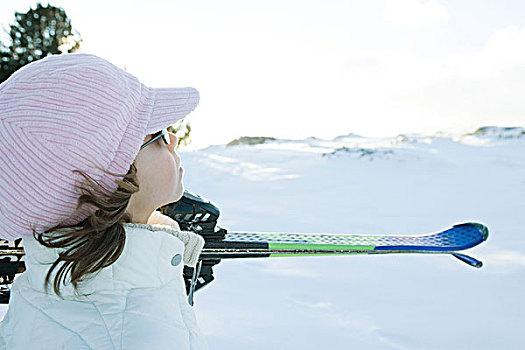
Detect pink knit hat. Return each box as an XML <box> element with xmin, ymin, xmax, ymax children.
<box><xmin>0</xmin><ymin>53</ymin><xmax>199</xmax><ymax>240</ymax></box>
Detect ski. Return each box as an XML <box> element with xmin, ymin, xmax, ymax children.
<box><xmin>162</xmin><ymin>191</ymin><xmax>488</xmax><ymax>267</ymax></box>
<box><xmin>200</xmin><ymin>222</ymin><xmax>487</xmax><ymax>266</ymax></box>
<box><xmin>0</xmin><ymin>222</ymin><xmax>488</xmax><ymax>261</ymax></box>
<box><xmin>0</xmin><ymin>190</ymin><xmax>489</xmax><ymax>304</ymax></box>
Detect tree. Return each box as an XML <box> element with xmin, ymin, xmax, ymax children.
<box><xmin>0</xmin><ymin>3</ymin><xmax>82</xmax><ymax>83</ymax></box>
<box><xmin>0</xmin><ymin>3</ymin><xmax>192</xmax><ymax>146</ymax></box>
<box><xmin>168</xmin><ymin>120</ymin><xmax>192</xmax><ymax>149</ymax></box>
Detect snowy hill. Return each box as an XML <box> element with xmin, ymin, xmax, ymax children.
<box><xmin>465</xmin><ymin>126</ymin><xmax>525</xmax><ymax>139</ymax></box>
<box><xmin>2</xmin><ymin>127</ymin><xmax>524</xmax><ymax>349</ymax></box>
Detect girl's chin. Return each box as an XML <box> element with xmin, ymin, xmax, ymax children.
<box><xmin>173</xmin><ymin>186</ymin><xmax>184</xmax><ymax>202</ymax></box>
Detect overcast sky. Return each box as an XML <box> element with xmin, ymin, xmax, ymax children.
<box><xmin>1</xmin><ymin>0</ymin><xmax>525</xmax><ymax>149</ymax></box>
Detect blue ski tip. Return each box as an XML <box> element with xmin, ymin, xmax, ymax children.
<box><xmin>373</xmin><ymin>221</ymin><xmax>489</xmax><ymax>252</ymax></box>
<box><xmin>453</xmin><ymin>222</ymin><xmax>489</xmax><ymax>242</ymax></box>
<box><xmin>452</xmin><ymin>253</ymin><xmax>483</xmax><ymax>268</ymax></box>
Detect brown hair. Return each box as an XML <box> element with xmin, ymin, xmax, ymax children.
<box><xmin>32</xmin><ymin>163</ymin><xmax>140</xmax><ymax>297</ymax></box>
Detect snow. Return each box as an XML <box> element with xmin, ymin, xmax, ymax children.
<box><xmin>2</xmin><ymin>127</ymin><xmax>524</xmax><ymax>349</ymax></box>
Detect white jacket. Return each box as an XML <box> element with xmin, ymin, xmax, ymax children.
<box><xmin>0</xmin><ymin>217</ymin><xmax>208</xmax><ymax>350</ymax></box>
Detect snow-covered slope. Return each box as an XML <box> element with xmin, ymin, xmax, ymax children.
<box><xmin>184</xmin><ymin>128</ymin><xmax>524</xmax><ymax>349</ymax></box>
<box><xmin>2</xmin><ymin>127</ymin><xmax>524</xmax><ymax>349</ymax></box>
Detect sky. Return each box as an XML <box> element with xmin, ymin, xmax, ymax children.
<box><xmin>1</xmin><ymin>0</ymin><xmax>525</xmax><ymax>149</ymax></box>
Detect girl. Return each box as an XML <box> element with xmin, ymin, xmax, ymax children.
<box><xmin>0</xmin><ymin>53</ymin><xmax>208</xmax><ymax>349</ymax></box>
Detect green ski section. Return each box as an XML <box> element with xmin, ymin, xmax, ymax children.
<box><xmin>268</xmin><ymin>242</ymin><xmax>375</xmax><ymax>257</ymax></box>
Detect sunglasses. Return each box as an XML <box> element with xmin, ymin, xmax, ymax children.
<box><xmin>140</xmin><ymin>128</ymin><xmax>171</xmax><ymax>150</ymax></box>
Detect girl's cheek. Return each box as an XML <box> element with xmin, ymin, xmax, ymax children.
<box><xmin>162</xmin><ymin>154</ymin><xmax>177</xmax><ymax>179</ymax></box>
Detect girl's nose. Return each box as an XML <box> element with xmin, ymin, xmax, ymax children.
<box><xmin>167</xmin><ymin>132</ymin><xmax>178</xmax><ymax>152</ymax></box>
